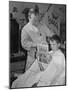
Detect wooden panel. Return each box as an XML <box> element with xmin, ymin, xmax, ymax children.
<box><xmin>10</xmin><ymin>61</ymin><xmax>25</xmax><ymax>72</ymax></box>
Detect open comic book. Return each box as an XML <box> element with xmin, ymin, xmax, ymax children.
<box><xmin>37</xmin><ymin>43</ymin><xmax>48</xmax><ymax>60</ymax></box>
<box><xmin>36</xmin><ymin>43</ymin><xmax>50</xmax><ymax>71</ymax></box>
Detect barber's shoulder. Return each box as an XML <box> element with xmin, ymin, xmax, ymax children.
<box><xmin>22</xmin><ymin>23</ymin><xmax>30</xmax><ymax>31</ymax></box>
<box><xmin>22</xmin><ymin>24</ymin><xmax>28</xmax><ymax>30</ymax></box>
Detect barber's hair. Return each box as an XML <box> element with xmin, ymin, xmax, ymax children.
<box><xmin>50</xmin><ymin>35</ymin><xmax>61</xmax><ymax>44</ymax></box>
<box><xmin>34</xmin><ymin>5</ymin><xmax>39</xmax><ymax>15</ymax></box>
<box><xmin>29</xmin><ymin>5</ymin><xmax>39</xmax><ymax>16</ymax></box>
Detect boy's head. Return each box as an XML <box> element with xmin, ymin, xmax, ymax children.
<box><xmin>49</xmin><ymin>35</ymin><xmax>61</xmax><ymax>51</ymax></box>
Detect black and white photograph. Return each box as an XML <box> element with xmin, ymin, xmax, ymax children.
<box><xmin>9</xmin><ymin>1</ymin><xmax>66</xmax><ymax>89</ymax></box>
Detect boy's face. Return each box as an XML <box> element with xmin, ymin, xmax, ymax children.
<box><xmin>50</xmin><ymin>40</ymin><xmax>60</xmax><ymax>51</ymax></box>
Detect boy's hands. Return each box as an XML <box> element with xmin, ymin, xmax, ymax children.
<box><xmin>37</xmin><ymin>52</ymin><xmax>52</xmax><ymax>64</ymax></box>
<box><xmin>46</xmin><ymin>54</ymin><xmax>52</xmax><ymax>64</ymax></box>
<box><xmin>38</xmin><ymin>62</ymin><xmax>44</xmax><ymax>71</ymax></box>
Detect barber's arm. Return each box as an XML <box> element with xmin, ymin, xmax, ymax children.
<box><xmin>21</xmin><ymin>30</ymin><xmax>35</xmax><ymax>51</ymax></box>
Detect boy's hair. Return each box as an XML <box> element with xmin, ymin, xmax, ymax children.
<box><xmin>50</xmin><ymin>35</ymin><xmax>61</xmax><ymax>44</ymax></box>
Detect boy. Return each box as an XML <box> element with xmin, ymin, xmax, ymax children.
<box><xmin>35</xmin><ymin>35</ymin><xmax>65</xmax><ymax>86</ymax></box>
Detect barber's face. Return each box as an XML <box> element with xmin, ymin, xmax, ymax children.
<box><xmin>28</xmin><ymin>12</ymin><xmax>35</xmax><ymax>21</ymax></box>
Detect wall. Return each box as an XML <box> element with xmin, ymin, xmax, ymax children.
<box><xmin>9</xmin><ymin>1</ymin><xmax>66</xmax><ymax>37</ymax></box>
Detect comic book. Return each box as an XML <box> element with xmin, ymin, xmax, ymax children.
<box><xmin>37</xmin><ymin>44</ymin><xmax>49</xmax><ymax>70</ymax></box>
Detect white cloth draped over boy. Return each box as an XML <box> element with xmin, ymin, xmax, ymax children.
<box><xmin>21</xmin><ymin>21</ymin><xmax>47</xmax><ymax>71</ymax></box>
<box><xmin>12</xmin><ymin>45</ymin><xmax>65</xmax><ymax>88</ymax></box>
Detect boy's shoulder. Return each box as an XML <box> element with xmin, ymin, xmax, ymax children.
<box><xmin>49</xmin><ymin>49</ymin><xmax>65</xmax><ymax>65</ymax></box>
<box><xmin>56</xmin><ymin>49</ymin><xmax>65</xmax><ymax>58</ymax></box>
<box><xmin>54</xmin><ymin>50</ymin><xmax>65</xmax><ymax>65</ymax></box>
<box><xmin>49</xmin><ymin>49</ymin><xmax>64</xmax><ymax>57</ymax></box>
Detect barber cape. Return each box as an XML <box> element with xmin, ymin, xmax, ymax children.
<box><xmin>12</xmin><ymin>49</ymin><xmax>65</xmax><ymax>88</ymax></box>
<box><xmin>37</xmin><ymin>49</ymin><xmax>65</xmax><ymax>86</ymax></box>
<box><xmin>25</xmin><ymin>49</ymin><xmax>65</xmax><ymax>87</ymax></box>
